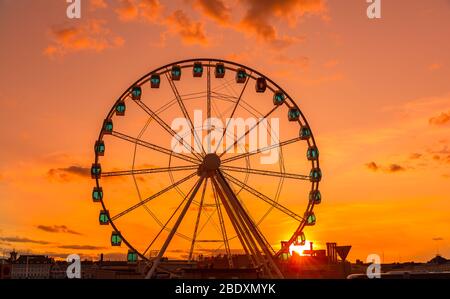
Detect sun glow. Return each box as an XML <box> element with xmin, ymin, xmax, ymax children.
<box><xmin>289</xmin><ymin>241</ymin><xmax>313</xmax><ymax>256</ymax></box>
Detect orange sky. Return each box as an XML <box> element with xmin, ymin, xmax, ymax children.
<box><xmin>0</xmin><ymin>0</ymin><xmax>449</xmax><ymax>263</ymax></box>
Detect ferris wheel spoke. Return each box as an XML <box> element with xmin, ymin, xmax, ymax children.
<box><xmin>211</xmin><ymin>95</ymin><xmax>231</xmax><ymax>123</ymax></box>
<box><xmin>130</xmin><ymin>169</ymin><xmax>192</xmax><ymax>245</ymax></box>
<box><xmin>235</xmin><ymin>98</ymin><xmax>259</xmax><ymax>118</ymax></box>
<box><xmin>210</xmin><ymin>77</ymin><xmax>237</xmax><ymax>95</ymax></box>
<box><xmin>210</xmin><ymin>92</ymin><xmax>237</xmax><ymax>103</ymax></box>
<box><xmin>221</xmin><ymin>165</ymin><xmax>310</xmax><ymax>181</ymax></box>
<box><xmin>214</xmin><ymin>72</ymin><xmax>252</xmax><ymax>153</ymax></box>
<box><xmin>195</xmin><ymin>206</ymin><xmax>217</xmax><ymax>236</ymax></box>
<box><xmin>151</xmin><ymin>91</ymin><xmax>215</xmax><ymax>124</ymax></box>
<box><xmin>110</xmin><ymin>172</ymin><xmax>197</xmax><ymax>221</ymax></box>
<box><xmin>111</xmin><ymin>131</ymin><xmax>200</xmax><ymax>164</ymax></box>
<box><xmin>143</xmin><ymin>176</ymin><xmax>203</xmax><ymax>257</ymax></box>
<box><xmin>165</xmin><ymin>72</ymin><xmax>206</xmax><ymax>156</ymax></box>
<box><xmin>209</xmin><ymin>96</ymin><xmax>258</xmax><ymax>123</ymax></box>
<box><xmin>206</xmin><ymin>64</ymin><xmax>212</xmax><ymax>153</ymax></box>
<box><xmin>207</xmin><ymin>64</ymin><xmax>212</xmax><ymax>121</ymax></box>
<box><xmin>102</xmin><ymin>165</ymin><xmax>199</xmax><ymax>178</ymax></box>
<box><xmin>134</xmin><ymin>99</ymin><xmax>203</xmax><ymax>161</ymax></box>
<box><xmin>194</xmin><ymin>195</ymin><xmax>225</xmax><ymax>238</ymax></box>
<box><xmin>221</xmin><ymin>137</ymin><xmax>301</xmax><ymax>164</ymax></box>
<box><xmin>219</xmin><ymin>105</ymin><xmax>279</xmax><ymax>158</ymax></box>
<box><xmin>240</xmin><ymin>98</ymin><xmax>266</xmax><ymax>118</ymax></box>
<box><xmin>211</xmin><ymin>92</ymin><xmax>261</xmax><ymax>120</ymax></box>
<box><xmin>146</xmin><ymin>176</ymin><xmax>206</xmax><ymax>279</ymax></box>
<box><xmin>221</xmin><ymin>171</ymin><xmax>304</xmax><ymax>222</ymax></box>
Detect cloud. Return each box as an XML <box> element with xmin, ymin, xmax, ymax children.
<box><xmin>432</xmin><ymin>237</ymin><xmax>444</xmax><ymax>241</ymax></box>
<box><xmin>429</xmin><ymin>111</ymin><xmax>450</xmax><ymax>126</ymax></box>
<box><xmin>193</xmin><ymin>0</ymin><xmax>231</xmax><ymax>25</ymax></box>
<box><xmin>116</xmin><ymin>0</ymin><xmax>138</xmax><ymax>20</ymax></box>
<box><xmin>432</xmin><ymin>154</ymin><xmax>441</xmax><ymax>161</ymax></box>
<box><xmin>189</xmin><ymin>0</ymin><xmax>325</xmax><ymax>47</ymax></box>
<box><xmin>0</xmin><ymin>236</ymin><xmax>50</xmax><ymax>245</ymax></box>
<box><xmin>365</xmin><ymin>162</ymin><xmax>407</xmax><ymax>173</ymax></box>
<box><xmin>58</xmin><ymin>245</ymin><xmax>107</xmax><ymax>250</ymax></box>
<box><xmin>116</xmin><ymin>0</ymin><xmax>162</xmax><ymax>22</ymax></box>
<box><xmin>166</xmin><ymin>10</ymin><xmax>208</xmax><ymax>45</ymax></box>
<box><xmin>365</xmin><ymin>161</ymin><xmax>379</xmax><ymax>172</ymax></box>
<box><xmin>47</xmin><ymin>165</ymin><xmax>90</xmax><ymax>182</ymax></box>
<box><xmin>44</xmin><ymin>19</ymin><xmax>124</xmax><ymax>57</ymax></box>
<box><xmin>237</xmin><ymin>0</ymin><xmax>326</xmax><ymax>47</ymax></box>
<box><xmin>388</xmin><ymin>164</ymin><xmax>406</xmax><ymax>173</ymax></box>
<box><xmin>37</xmin><ymin>225</ymin><xmax>82</xmax><ymax>235</ymax></box>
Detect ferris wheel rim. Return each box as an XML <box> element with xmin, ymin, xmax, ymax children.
<box><xmin>93</xmin><ymin>58</ymin><xmax>321</xmax><ymax>263</ymax></box>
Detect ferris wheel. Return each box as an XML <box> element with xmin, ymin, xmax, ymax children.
<box><xmin>91</xmin><ymin>58</ymin><xmax>321</xmax><ymax>278</ymax></box>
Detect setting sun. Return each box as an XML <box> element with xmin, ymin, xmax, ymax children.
<box><xmin>290</xmin><ymin>241</ymin><xmax>314</xmax><ymax>257</ymax></box>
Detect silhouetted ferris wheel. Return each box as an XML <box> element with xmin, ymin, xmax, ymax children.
<box><xmin>91</xmin><ymin>58</ymin><xmax>321</xmax><ymax>278</ymax></box>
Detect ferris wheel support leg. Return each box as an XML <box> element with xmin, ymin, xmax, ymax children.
<box><xmin>211</xmin><ymin>177</ymin><xmax>260</xmax><ymax>269</ymax></box>
<box><xmin>188</xmin><ymin>178</ymin><xmax>208</xmax><ymax>261</ymax></box>
<box><xmin>213</xmin><ymin>177</ymin><xmax>272</xmax><ymax>277</ymax></box>
<box><xmin>145</xmin><ymin>176</ymin><xmax>206</xmax><ymax>279</ymax></box>
<box><xmin>212</xmin><ymin>183</ymin><xmax>234</xmax><ymax>268</ymax></box>
<box><xmin>215</xmin><ymin>171</ymin><xmax>284</xmax><ymax>279</ymax></box>
<box><xmin>223</xmin><ymin>192</ymin><xmax>272</xmax><ymax>276</ymax></box>
<box><xmin>217</xmin><ymin>184</ymin><xmax>274</xmax><ymax>278</ymax></box>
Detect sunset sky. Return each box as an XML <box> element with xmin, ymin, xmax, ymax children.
<box><xmin>0</xmin><ymin>0</ymin><xmax>449</xmax><ymax>263</ymax></box>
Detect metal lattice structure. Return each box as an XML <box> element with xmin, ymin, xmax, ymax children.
<box><xmin>91</xmin><ymin>58</ymin><xmax>321</xmax><ymax>278</ymax></box>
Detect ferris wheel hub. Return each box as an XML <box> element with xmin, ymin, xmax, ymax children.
<box><xmin>198</xmin><ymin>153</ymin><xmax>221</xmax><ymax>177</ymax></box>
